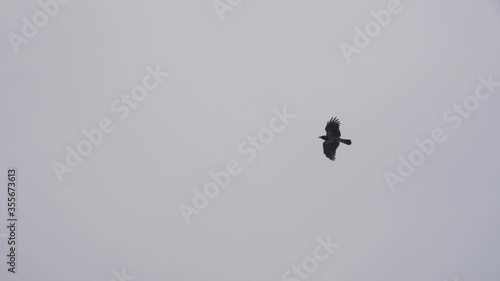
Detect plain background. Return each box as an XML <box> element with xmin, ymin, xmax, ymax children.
<box><xmin>1</xmin><ymin>0</ymin><xmax>500</xmax><ymax>280</ymax></box>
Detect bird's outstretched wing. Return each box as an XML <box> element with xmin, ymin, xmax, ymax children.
<box><xmin>323</xmin><ymin>141</ymin><xmax>340</xmax><ymax>161</ymax></box>
<box><xmin>325</xmin><ymin>117</ymin><xmax>341</xmax><ymax>137</ymax></box>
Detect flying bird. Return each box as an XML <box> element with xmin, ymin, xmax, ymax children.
<box><xmin>319</xmin><ymin>117</ymin><xmax>352</xmax><ymax>161</ymax></box>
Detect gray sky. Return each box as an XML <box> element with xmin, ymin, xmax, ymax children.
<box><xmin>1</xmin><ymin>0</ymin><xmax>500</xmax><ymax>281</ymax></box>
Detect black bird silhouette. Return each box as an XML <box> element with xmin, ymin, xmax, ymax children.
<box><xmin>319</xmin><ymin>117</ymin><xmax>352</xmax><ymax>160</ymax></box>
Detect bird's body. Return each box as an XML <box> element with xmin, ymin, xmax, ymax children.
<box><xmin>319</xmin><ymin>117</ymin><xmax>351</xmax><ymax>160</ymax></box>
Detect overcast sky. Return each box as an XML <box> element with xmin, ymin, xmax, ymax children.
<box><xmin>1</xmin><ymin>0</ymin><xmax>500</xmax><ymax>281</ymax></box>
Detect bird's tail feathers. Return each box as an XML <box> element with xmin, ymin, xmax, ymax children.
<box><xmin>340</xmin><ymin>139</ymin><xmax>352</xmax><ymax>145</ymax></box>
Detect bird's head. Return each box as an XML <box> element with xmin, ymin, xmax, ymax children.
<box><xmin>319</xmin><ymin>135</ymin><xmax>327</xmax><ymax>141</ymax></box>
